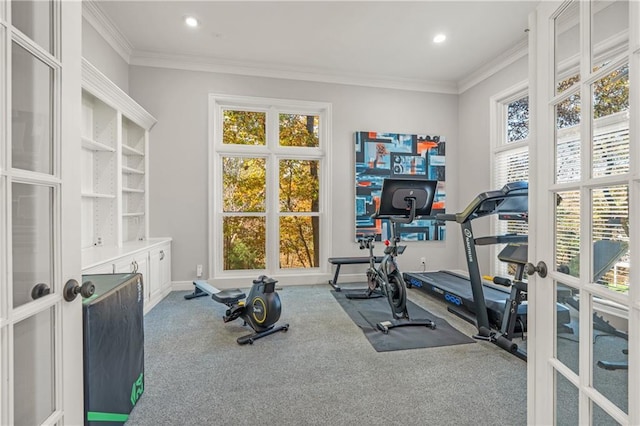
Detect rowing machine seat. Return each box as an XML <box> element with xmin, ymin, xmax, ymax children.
<box><xmin>211</xmin><ymin>289</ymin><xmax>246</xmax><ymax>305</ymax></box>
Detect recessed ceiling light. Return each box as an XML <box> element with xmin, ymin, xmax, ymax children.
<box><xmin>185</xmin><ymin>16</ymin><xmax>199</xmax><ymax>28</ymax></box>
<box><xmin>433</xmin><ymin>34</ymin><xmax>446</xmax><ymax>43</ymax></box>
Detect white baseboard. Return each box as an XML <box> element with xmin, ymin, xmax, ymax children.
<box><xmin>171</xmin><ymin>272</ymin><xmax>366</xmax><ymax>292</ymax></box>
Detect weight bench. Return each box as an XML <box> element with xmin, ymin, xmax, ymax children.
<box><xmin>328</xmin><ymin>256</ymin><xmax>383</xmax><ymax>291</ymax></box>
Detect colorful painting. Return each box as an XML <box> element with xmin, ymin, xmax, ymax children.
<box><xmin>355</xmin><ymin>131</ymin><xmax>446</xmax><ymax>241</ymax></box>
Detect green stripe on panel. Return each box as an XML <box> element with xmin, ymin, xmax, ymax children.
<box><xmin>87</xmin><ymin>411</ymin><xmax>129</xmax><ymax>422</ymax></box>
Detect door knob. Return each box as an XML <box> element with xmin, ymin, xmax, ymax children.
<box><xmin>526</xmin><ymin>261</ymin><xmax>548</xmax><ymax>278</ymax></box>
<box><xmin>31</xmin><ymin>283</ymin><xmax>51</xmax><ymax>300</ymax></box>
<box><xmin>63</xmin><ymin>279</ymin><xmax>95</xmax><ymax>302</ymax></box>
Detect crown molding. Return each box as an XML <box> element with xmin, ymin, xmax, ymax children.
<box><xmin>130</xmin><ymin>50</ymin><xmax>459</xmax><ymax>95</ymax></box>
<box><xmin>457</xmin><ymin>37</ymin><xmax>529</xmax><ymax>94</ymax></box>
<box><xmin>82</xmin><ymin>1</ymin><xmax>527</xmax><ymax>96</ymax></box>
<box><xmin>82</xmin><ymin>0</ymin><xmax>133</xmax><ymax>64</ymax></box>
<box><xmin>82</xmin><ymin>58</ymin><xmax>157</xmax><ymax>130</ymax></box>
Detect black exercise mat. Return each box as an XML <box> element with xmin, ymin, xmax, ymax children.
<box><xmin>332</xmin><ymin>289</ymin><xmax>475</xmax><ymax>352</ymax></box>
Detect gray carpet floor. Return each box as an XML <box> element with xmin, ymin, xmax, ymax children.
<box><xmin>126</xmin><ymin>283</ymin><xmax>527</xmax><ymax>425</ymax></box>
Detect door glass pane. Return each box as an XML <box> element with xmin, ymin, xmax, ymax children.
<box><xmin>222</xmin><ymin>110</ymin><xmax>265</xmax><ymax>145</ymax></box>
<box><xmin>592</xmin><ymin>294</ymin><xmax>628</xmax><ymax>414</ymax></box>
<box><xmin>12</xmin><ymin>41</ymin><xmax>53</xmax><ymax>174</ymax></box>
<box><xmin>555</xmin><ymin>190</ymin><xmax>580</xmax><ymax>277</ymax></box>
<box><xmin>12</xmin><ymin>183</ymin><xmax>53</xmax><ymax>308</ymax></box>
<box><xmin>591</xmin><ymin>0</ymin><xmax>629</xmax><ymax>71</ymax></box>
<box><xmin>223</xmin><ymin>216</ymin><xmax>265</xmax><ymax>270</ymax></box>
<box><xmin>592</xmin><ymin>401</ymin><xmax>622</xmax><ymax>425</ymax></box>
<box><xmin>222</xmin><ymin>157</ymin><xmax>266</xmax><ymax>212</ymax></box>
<box><xmin>555</xmin><ymin>1</ymin><xmax>581</xmax><ymax>94</ymax></box>
<box><xmin>280</xmin><ymin>216</ymin><xmax>319</xmax><ymax>268</ymax></box>
<box><xmin>555</xmin><ymin>369</ymin><xmax>579</xmax><ymax>425</ymax></box>
<box><xmin>279</xmin><ymin>159</ymin><xmax>319</xmax><ymax>212</ymax></box>
<box><xmin>592</xmin><ymin>64</ymin><xmax>629</xmax><ymax>178</ymax></box>
<box><xmin>279</xmin><ymin>114</ymin><xmax>319</xmax><ymax>147</ymax></box>
<box><xmin>556</xmin><ymin>282</ymin><xmax>580</xmax><ymax>373</ymax></box>
<box><xmin>11</xmin><ymin>0</ymin><xmax>52</xmax><ymax>53</ymax></box>
<box><xmin>14</xmin><ymin>307</ymin><xmax>55</xmax><ymax>425</ymax></box>
<box><xmin>555</xmin><ymin>93</ymin><xmax>581</xmax><ymax>183</ymax></box>
<box><xmin>591</xmin><ymin>186</ymin><xmax>629</xmax><ymax>293</ymax></box>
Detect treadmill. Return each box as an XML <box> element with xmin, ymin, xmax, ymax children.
<box><xmin>404</xmin><ymin>182</ymin><xmax>571</xmax><ymax>358</ymax></box>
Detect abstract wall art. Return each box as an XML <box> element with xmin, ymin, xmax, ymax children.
<box><xmin>354</xmin><ymin>131</ymin><xmax>446</xmax><ymax>241</ymax></box>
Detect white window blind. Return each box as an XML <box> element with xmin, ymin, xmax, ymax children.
<box><xmin>492</xmin><ymin>92</ymin><xmax>530</xmax><ymax>279</ymax></box>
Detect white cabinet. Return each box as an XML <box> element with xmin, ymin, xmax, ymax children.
<box><xmin>82</xmin><ymin>262</ymin><xmax>115</xmax><ymax>275</ymax></box>
<box><xmin>82</xmin><ymin>238</ymin><xmax>172</xmax><ymax>314</ymax></box>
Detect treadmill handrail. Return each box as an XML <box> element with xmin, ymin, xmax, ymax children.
<box><xmin>451</xmin><ymin>181</ymin><xmax>528</xmax><ymax>223</ymax></box>
<box><xmin>475</xmin><ymin>234</ymin><xmax>528</xmax><ymax>246</ymax></box>
<box><xmin>436</xmin><ymin>213</ymin><xmax>457</xmax><ymax>222</ymax></box>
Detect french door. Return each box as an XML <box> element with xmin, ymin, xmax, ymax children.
<box><xmin>1</xmin><ymin>1</ymin><xmax>83</xmax><ymax>424</ymax></box>
<box><xmin>530</xmin><ymin>0</ymin><xmax>638</xmax><ymax>424</ymax></box>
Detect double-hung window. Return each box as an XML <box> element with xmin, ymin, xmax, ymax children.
<box><xmin>209</xmin><ymin>95</ymin><xmax>330</xmax><ymax>277</ymax></box>
<box><xmin>491</xmin><ymin>84</ymin><xmax>530</xmax><ymax>278</ymax></box>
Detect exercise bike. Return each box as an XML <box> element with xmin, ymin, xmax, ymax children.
<box><xmin>185</xmin><ymin>275</ymin><xmax>289</xmax><ymax>345</ymax></box>
<box><xmin>348</xmin><ymin>178</ymin><xmax>438</xmax><ymax>333</ymax></box>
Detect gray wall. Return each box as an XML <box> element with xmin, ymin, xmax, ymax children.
<box><xmin>81</xmin><ymin>16</ymin><xmax>530</xmax><ymax>285</ymax></box>
<box><xmin>456</xmin><ymin>55</ymin><xmax>529</xmax><ymax>272</ymax></box>
<box><xmin>127</xmin><ymin>66</ymin><xmax>460</xmax><ymax>285</ymax></box>
<box><xmin>82</xmin><ymin>18</ymin><xmax>129</xmax><ymax>93</ymax></box>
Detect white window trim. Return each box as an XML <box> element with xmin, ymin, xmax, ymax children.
<box><xmin>208</xmin><ymin>94</ymin><xmax>332</xmax><ymax>282</ymax></box>
<box><xmin>489</xmin><ymin>80</ymin><xmax>529</xmax><ymax>278</ymax></box>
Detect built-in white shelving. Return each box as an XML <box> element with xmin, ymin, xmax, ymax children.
<box><xmin>80</xmin><ymin>58</ymin><xmax>171</xmax><ymax>314</ymax></box>
<box><xmin>80</xmin><ymin>58</ymin><xmax>157</xmax><ymax>251</ymax></box>
<box><xmin>82</xmin><ymin>136</ymin><xmax>116</xmax><ymax>152</ymax></box>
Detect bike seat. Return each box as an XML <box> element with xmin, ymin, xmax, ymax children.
<box><xmin>211</xmin><ymin>289</ymin><xmax>246</xmax><ymax>304</ymax></box>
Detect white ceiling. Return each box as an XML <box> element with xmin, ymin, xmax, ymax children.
<box><xmin>92</xmin><ymin>1</ymin><xmax>540</xmax><ymax>93</ymax></box>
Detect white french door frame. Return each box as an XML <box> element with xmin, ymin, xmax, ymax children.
<box><xmin>529</xmin><ymin>1</ymin><xmax>639</xmax><ymax>424</ymax></box>
<box><xmin>1</xmin><ymin>1</ymin><xmax>83</xmax><ymax>424</ymax></box>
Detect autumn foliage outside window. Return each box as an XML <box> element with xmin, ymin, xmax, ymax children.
<box><xmin>220</xmin><ymin>108</ymin><xmax>322</xmax><ymax>271</ymax></box>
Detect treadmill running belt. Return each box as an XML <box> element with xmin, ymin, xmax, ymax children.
<box><xmin>404</xmin><ymin>270</ymin><xmax>570</xmax><ymax>329</ymax></box>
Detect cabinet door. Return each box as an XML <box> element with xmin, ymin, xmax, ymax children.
<box><xmin>82</xmin><ymin>262</ymin><xmax>114</xmax><ymax>275</ymax></box>
<box><xmin>147</xmin><ymin>243</ymin><xmax>171</xmax><ymax>312</ymax></box>
<box><xmin>115</xmin><ymin>253</ymin><xmax>149</xmax><ymax>303</ymax></box>
<box><xmin>160</xmin><ymin>245</ymin><xmax>171</xmax><ymax>291</ymax></box>
<box><xmin>149</xmin><ymin>248</ymin><xmax>161</xmax><ymax>301</ymax></box>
